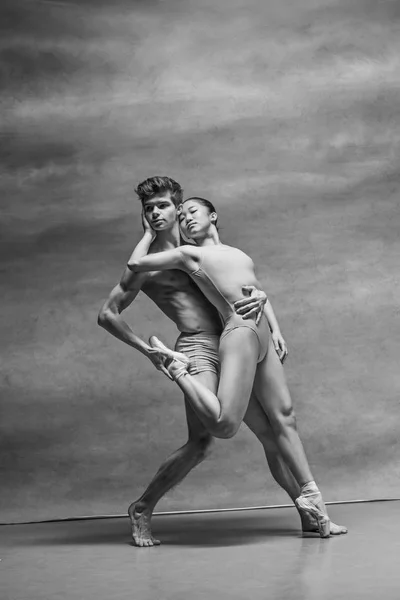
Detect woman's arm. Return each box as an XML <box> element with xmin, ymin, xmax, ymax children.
<box><xmin>263</xmin><ymin>300</ymin><xmax>288</xmax><ymax>363</ymax></box>
<box><xmin>127</xmin><ymin>244</ymin><xmax>200</xmax><ymax>273</ymax></box>
<box><xmin>127</xmin><ymin>231</ymin><xmax>155</xmax><ymax>266</ymax></box>
<box><xmin>127</xmin><ymin>211</ymin><xmax>195</xmax><ymax>273</ymax></box>
<box><xmin>127</xmin><ymin>210</ymin><xmax>157</xmax><ymax>266</ymax></box>
<box><xmin>128</xmin><ymin>247</ymin><xmax>185</xmax><ymax>273</ymax></box>
<box><xmin>263</xmin><ymin>299</ymin><xmax>280</xmax><ymax>334</ymax></box>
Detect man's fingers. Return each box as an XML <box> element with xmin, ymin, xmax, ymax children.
<box><xmin>241</xmin><ymin>308</ymin><xmax>259</xmax><ymax>320</ymax></box>
<box><xmin>152</xmin><ymin>348</ymin><xmax>169</xmax><ymax>360</ymax></box>
<box><xmin>154</xmin><ymin>357</ymin><xmax>172</xmax><ymax>378</ymax></box>
<box><xmin>236</xmin><ymin>301</ymin><xmax>259</xmax><ymax>314</ymax></box>
<box><xmin>241</xmin><ymin>285</ymin><xmax>256</xmax><ymax>293</ymax></box>
<box><xmin>234</xmin><ymin>298</ymin><xmax>253</xmax><ymax>309</ymax></box>
<box><xmin>255</xmin><ymin>310</ymin><xmax>262</xmax><ymax>325</ymax></box>
<box><xmin>160</xmin><ymin>365</ymin><xmax>173</xmax><ymax>380</ymax></box>
<box><xmin>234</xmin><ymin>286</ymin><xmax>257</xmax><ymax>305</ymax></box>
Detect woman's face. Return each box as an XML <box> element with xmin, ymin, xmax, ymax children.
<box><xmin>178</xmin><ymin>200</ymin><xmax>215</xmax><ymax>241</ymax></box>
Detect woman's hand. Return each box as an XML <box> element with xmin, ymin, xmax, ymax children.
<box><xmin>271</xmin><ymin>330</ymin><xmax>288</xmax><ymax>363</ymax></box>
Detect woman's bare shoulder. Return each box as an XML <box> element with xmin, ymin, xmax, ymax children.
<box><xmin>180</xmin><ymin>244</ymin><xmax>201</xmax><ymax>258</ymax></box>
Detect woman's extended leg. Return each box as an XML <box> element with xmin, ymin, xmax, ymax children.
<box><xmin>252</xmin><ymin>337</ymin><xmax>333</xmax><ymax>537</ymax></box>
<box><xmin>243</xmin><ymin>395</ymin><xmax>347</xmax><ymax>535</ymax></box>
<box><xmin>153</xmin><ymin>329</ymin><xmax>259</xmax><ymax>438</ymax></box>
<box><xmin>253</xmin><ymin>337</ymin><xmax>313</xmax><ymax>485</ymax></box>
<box><xmin>244</xmin><ymin>396</ymin><xmax>303</xmax><ymax>500</ymax></box>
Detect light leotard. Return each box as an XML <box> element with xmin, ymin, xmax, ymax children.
<box><xmin>184</xmin><ymin>245</ymin><xmax>270</xmax><ymax>362</ymax></box>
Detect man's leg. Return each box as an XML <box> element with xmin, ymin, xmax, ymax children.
<box><xmin>129</xmin><ymin>370</ymin><xmax>218</xmax><ymax>547</ymax></box>
<box><xmin>244</xmin><ymin>396</ymin><xmax>346</xmax><ymax>534</ymax></box>
<box><xmin>252</xmin><ymin>337</ymin><xmax>347</xmax><ymax>536</ymax></box>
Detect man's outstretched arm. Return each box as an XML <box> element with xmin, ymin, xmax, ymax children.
<box><xmin>98</xmin><ymin>268</ymin><xmax>172</xmax><ymax>378</ymax></box>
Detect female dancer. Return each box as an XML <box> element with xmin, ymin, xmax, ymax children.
<box><xmin>128</xmin><ymin>197</ymin><xmax>342</xmax><ymax>537</ymax></box>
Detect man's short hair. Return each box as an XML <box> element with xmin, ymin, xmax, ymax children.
<box><xmin>135</xmin><ymin>176</ymin><xmax>183</xmax><ymax>207</ymax></box>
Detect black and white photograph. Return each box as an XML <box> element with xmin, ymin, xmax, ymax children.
<box><xmin>1</xmin><ymin>0</ymin><xmax>400</xmax><ymax>598</ymax></box>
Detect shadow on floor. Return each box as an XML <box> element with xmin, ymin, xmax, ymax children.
<box><xmin>10</xmin><ymin>511</ymin><xmax>305</xmax><ymax>548</ymax></box>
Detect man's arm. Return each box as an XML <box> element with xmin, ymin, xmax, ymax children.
<box><xmin>234</xmin><ymin>285</ymin><xmax>267</xmax><ymax>322</ymax></box>
<box><xmin>233</xmin><ymin>284</ymin><xmax>288</xmax><ymax>363</ymax></box>
<box><xmin>98</xmin><ymin>268</ymin><xmax>172</xmax><ymax>377</ymax></box>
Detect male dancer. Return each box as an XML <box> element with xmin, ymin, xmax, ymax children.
<box><xmin>98</xmin><ymin>176</ymin><xmax>346</xmax><ymax>546</ymax></box>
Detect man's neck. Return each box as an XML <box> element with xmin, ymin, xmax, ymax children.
<box><xmin>152</xmin><ymin>225</ymin><xmax>181</xmax><ymax>250</ymax></box>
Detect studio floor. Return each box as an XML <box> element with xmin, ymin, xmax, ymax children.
<box><xmin>1</xmin><ymin>501</ymin><xmax>400</xmax><ymax>600</ymax></box>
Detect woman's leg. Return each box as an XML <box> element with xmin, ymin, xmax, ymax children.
<box><xmin>253</xmin><ymin>337</ymin><xmax>333</xmax><ymax>537</ymax></box>
<box><xmin>244</xmin><ymin>396</ymin><xmax>302</xmax><ymax>501</ymax></box>
<box><xmin>244</xmin><ymin>395</ymin><xmax>347</xmax><ymax>535</ymax></box>
<box><xmin>253</xmin><ymin>337</ymin><xmax>314</xmax><ymax>485</ymax></box>
<box><xmin>164</xmin><ymin>328</ymin><xmax>260</xmax><ymax>438</ymax></box>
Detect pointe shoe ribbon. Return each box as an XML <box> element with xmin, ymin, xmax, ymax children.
<box><xmin>295</xmin><ymin>493</ymin><xmax>331</xmax><ymax>539</ymax></box>
<box><xmin>149</xmin><ymin>336</ymin><xmax>190</xmax><ymax>380</ymax></box>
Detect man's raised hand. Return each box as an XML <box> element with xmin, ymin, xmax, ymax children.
<box><xmin>146</xmin><ymin>347</ymin><xmax>173</xmax><ymax>380</ymax></box>
<box><xmin>141</xmin><ymin>210</ymin><xmax>156</xmax><ymax>241</ymax></box>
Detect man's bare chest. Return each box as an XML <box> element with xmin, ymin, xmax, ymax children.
<box><xmin>142</xmin><ymin>269</ymin><xmax>194</xmax><ymax>297</ymax></box>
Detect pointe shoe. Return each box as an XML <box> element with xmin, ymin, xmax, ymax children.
<box><xmin>149</xmin><ymin>336</ymin><xmax>190</xmax><ymax>380</ymax></box>
<box><xmin>295</xmin><ymin>494</ymin><xmax>331</xmax><ymax>538</ymax></box>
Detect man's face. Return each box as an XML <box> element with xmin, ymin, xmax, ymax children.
<box><xmin>143</xmin><ymin>193</ymin><xmax>177</xmax><ymax>232</ymax></box>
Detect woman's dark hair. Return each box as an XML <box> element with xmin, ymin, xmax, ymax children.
<box><xmin>182</xmin><ymin>197</ymin><xmax>219</xmax><ymax>228</ymax></box>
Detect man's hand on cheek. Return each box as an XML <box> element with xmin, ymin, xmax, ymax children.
<box><xmin>141</xmin><ymin>211</ymin><xmax>156</xmax><ymax>240</ymax></box>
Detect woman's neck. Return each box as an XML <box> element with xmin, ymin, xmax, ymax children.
<box><xmin>196</xmin><ymin>229</ymin><xmax>221</xmax><ymax>247</ymax></box>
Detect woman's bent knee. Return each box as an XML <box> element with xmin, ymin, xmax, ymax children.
<box><xmin>214</xmin><ymin>418</ymin><xmax>241</xmax><ymax>439</ymax></box>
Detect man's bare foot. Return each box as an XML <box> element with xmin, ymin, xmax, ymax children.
<box><xmin>128</xmin><ymin>502</ymin><xmax>161</xmax><ymax>548</ymax></box>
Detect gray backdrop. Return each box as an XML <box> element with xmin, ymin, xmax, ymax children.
<box><xmin>1</xmin><ymin>0</ymin><xmax>400</xmax><ymax>523</ymax></box>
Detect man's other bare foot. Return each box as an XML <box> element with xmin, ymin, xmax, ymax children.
<box><xmin>128</xmin><ymin>502</ymin><xmax>161</xmax><ymax>548</ymax></box>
